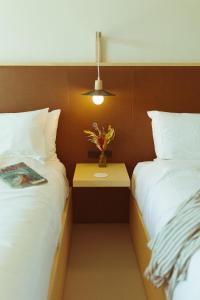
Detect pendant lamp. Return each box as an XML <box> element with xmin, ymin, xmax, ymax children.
<box><xmin>82</xmin><ymin>32</ymin><xmax>115</xmax><ymax>105</ymax></box>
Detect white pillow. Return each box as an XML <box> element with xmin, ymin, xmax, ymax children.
<box><xmin>147</xmin><ymin>111</ymin><xmax>200</xmax><ymax>159</ymax></box>
<box><xmin>0</xmin><ymin>108</ymin><xmax>48</xmax><ymax>160</ymax></box>
<box><xmin>45</xmin><ymin>109</ymin><xmax>61</xmax><ymax>159</ymax></box>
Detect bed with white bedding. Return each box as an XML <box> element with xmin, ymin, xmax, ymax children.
<box><xmin>129</xmin><ymin>110</ymin><xmax>200</xmax><ymax>300</ymax></box>
<box><xmin>0</xmin><ymin>107</ymin><xmax>71</xmax><ymax>300</ymax></box>
<box><xmin>0</xmin><ymin>156</ymin><xmax>68</xmax><ymax>300</ymax></box>
<box><xmin>0</xmin><ymin>107</ymin><xmax>71</xmax><ymax>299</ymax></box>
<box><xmin>132</xmin><ymin>159</ymin><xmax>200</xmax><ymax>300</ymax></box>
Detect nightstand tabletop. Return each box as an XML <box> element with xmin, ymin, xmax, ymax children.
<box><xmin>73</xmin><ymin>163</ymin><xmax>130</xmax><ymax>187</ymax></box>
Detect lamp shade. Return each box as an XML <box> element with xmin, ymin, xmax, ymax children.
<box><xmin>82</xmin><ymin>79</ymin><xmax>115</xmax><ymax>96</ymax></box>
<box><xmin>82</xmin><ymin>89</ymin><xmax>115</xmax><ymax>96</ymax></box>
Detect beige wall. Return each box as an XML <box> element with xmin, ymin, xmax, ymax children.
<box><xmin>0</xmin><ymin>0</ymin><xmax>199</xmax><ymax>64</ymax></box>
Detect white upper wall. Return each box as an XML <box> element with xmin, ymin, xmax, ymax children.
<box><xmin>0</xmin><ymin>0</ymin><xmax>200</xmax><ymax>64</ymax></box>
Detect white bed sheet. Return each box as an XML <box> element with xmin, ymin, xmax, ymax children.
<box><xmin>0</xmin><ymin>156</ymin><xmax>69</xmax><ymax>300</ymax></box>
<box><xmin>132</xmin><ymin>159</ymin><xmax>200</xmax><ymax>300</ymax></box>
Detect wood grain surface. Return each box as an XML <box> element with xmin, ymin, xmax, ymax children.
<box><xmin>0</xmin><ymin>66</ymin><xmax>200</xmax><ymax>183</ymax></box>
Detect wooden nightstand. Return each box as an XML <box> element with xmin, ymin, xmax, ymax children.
<box><xmin>73</xmin><ymin>163</ymin><xmax>130</xmax><ymax>222</ymax></box>
<box><xmin>73</xmin><ymin>163</ymin><xmax>130</xmax><ymax>188</ymax></box>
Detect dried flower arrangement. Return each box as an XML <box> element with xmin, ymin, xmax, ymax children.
<box><xmin>84</xmin><ymin>122</ymin><xmax>115</xmax><ymax>167</ymax></box>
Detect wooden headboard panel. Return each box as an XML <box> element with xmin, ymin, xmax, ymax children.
<box><xmin>1</xmin><ymin>66</ymin><xmax>200</xmax><ymax>182</ymax></box>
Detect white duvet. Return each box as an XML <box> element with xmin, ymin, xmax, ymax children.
<box><xmin>0</xmin><ymin>157</ymin><xmax>68</xmax><ymax>300</ymax></box>
<box><xmin>132</xmin><ymin>159</ymin><xmax>200</xmax><ymax>300</ymax></box>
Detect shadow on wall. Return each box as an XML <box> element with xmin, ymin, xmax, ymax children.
<box><xmin>101</xmin><ymin>35</ymin><xmax>155</xmax><ymax>63</ymax></box>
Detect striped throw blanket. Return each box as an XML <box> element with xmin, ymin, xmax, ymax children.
<box><xmin>145</xmin><ymin>189</ymin><xmax>200</xmax><ymax>300</ymax></box>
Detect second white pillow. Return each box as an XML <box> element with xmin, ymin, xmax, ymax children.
<box><xmin>45</xmin><ymin>109</ymin><xmax>61</xmax><ymax>159</ymax></box>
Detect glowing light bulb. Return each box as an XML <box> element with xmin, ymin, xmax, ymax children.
<box><xmin>92</xmin><ymin>95</ymin><xmax>104</xmax><ymax>105</ymax></box>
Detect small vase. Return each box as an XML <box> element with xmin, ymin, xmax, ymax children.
<box><xmin>98</xmin><ymin>151</ymin><xmax>107</xmax><ymax>167</ymax></box>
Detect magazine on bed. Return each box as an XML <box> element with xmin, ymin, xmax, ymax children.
<box><xmin>0</xmin><ymin>162</ymin><xmax>48</xmax><ymax>188</ymax></box>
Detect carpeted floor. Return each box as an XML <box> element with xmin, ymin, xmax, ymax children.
<box><xmin>64</xmin><ymin>223</ymin><xmax>147</xmax><ymax>300</ymax></box>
